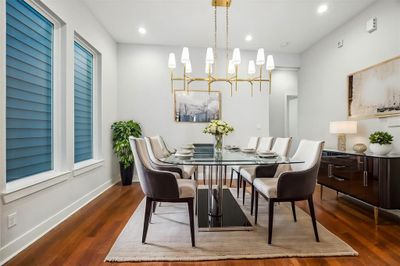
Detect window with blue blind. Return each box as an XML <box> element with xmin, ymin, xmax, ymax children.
<box><xmin>6</xmin><ymin>0</ymin><xmax>54</xmax><ymax>182</ymax></box>
<box><xmin>74</xmin><ymin>41</ymin><xmax>93</xmax><ymax>163</ymax></box>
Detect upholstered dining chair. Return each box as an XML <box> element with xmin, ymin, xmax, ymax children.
<box><xmin>240</xmin><ymin>137</ymin><xmax>292</xmax><ymax>214</ymax></box>
<box><xmin>253</xmin><ymin>140</ymin><xmax>325</xmax><ymax>244</ymax></box>
<box><xmin>230</xmin><ymin>136</ymin><xmax>259</xmax><ymax>189</ymax></box>
<box><xmin>145</xmin><ymin>136</ymin><xmax>197</xmax><ymax>180</ymax></box>
<box><xmin>129</xmin><ymin>137</ymin><xmax>196</xmax><ymax>247</ymax></box>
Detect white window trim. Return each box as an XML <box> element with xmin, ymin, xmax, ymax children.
<box><xmin>73</xmin><ymin>32</ymin><xmax>103</xmax><ymax>168</ymax></box>
<box><xmin>1</xmin><ymin>0</ymin><xmax>67</xmax><ymax>193</ymax></box>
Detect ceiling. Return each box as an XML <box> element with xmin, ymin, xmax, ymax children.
<box><xmin>82</xmin><ymin>0</ymin><xmax>376</xmax><ymax>53</ymax></box>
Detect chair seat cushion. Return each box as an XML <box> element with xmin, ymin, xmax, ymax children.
<box><xmin>240</xmin><ymin>167</ymin><xmax>256</xmax><ymax>183</ymax></box>
<box><xmin>182</xmin><ymin>165</ymin><xmax>197</xmax><ymax>179</ymax></box>
<box><xmin>253</xmin><ymin>178</ymin><xmax>279</xmax><ymax>198</ymax></box>
<box><xmin>177</xmin><ymin>179</ymin><xmax>197</xmax><ymax>198</ymax></box>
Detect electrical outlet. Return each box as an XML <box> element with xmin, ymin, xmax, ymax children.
<box><xmin>8</xmin><ymin>213</ymin><xmax>17</xmax><ymax>228</ymax></box>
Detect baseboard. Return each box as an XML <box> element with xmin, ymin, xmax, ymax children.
<box><xmin>0</xmin><ymin>178</ymin><xmax>119</xmax><ymax>265</ymax></box>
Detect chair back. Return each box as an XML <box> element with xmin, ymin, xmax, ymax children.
<box><xmin>144</xmin><ymin>137</ymin><xmax>164</xmax><ymax>163</ymax></box>
<box><xmin>271</xmin><ymin>137</ymin><xmax>292</xmax><ymax>157</ymax></box>
<box><xmin>247</xmin><ymin>136</ymin><xmax>259</xmax><ymax>150</ymax></box>
<box><xmin>257</xmin><ymin>137</ymin><xmax>274</xmax><ymax>152</ymax></box>
<box><xmin>129</xmin><ymin>137</ymin><xmax>179</xmax><ymax>199</ymax></box>
<box><xmin>277</xmin><ymin>139</ymin><xmax>324</xmax><ymax>199</ymax></box>
<box><xmin>147</xmin><ymin>136</ymin><xmax>169</xmax><ymax>159</ymax></box>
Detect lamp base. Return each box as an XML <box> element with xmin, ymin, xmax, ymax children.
<box><xmin>337</xmin><ymin>134</ymin><xmax>346</xmax><ymax>151</ymax></box>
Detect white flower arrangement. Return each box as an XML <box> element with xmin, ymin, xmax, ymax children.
<box><xmin>203</xmin><ymin>120</ymin><xmax>234</xmax><ymax>136</ymax></box>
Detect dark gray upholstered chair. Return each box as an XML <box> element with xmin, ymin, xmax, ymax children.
<box><xmin>145</xmin><ymin>136</ymin><xmax>197</xmax><ymax>180</ymax></box>
<box><xmin>129</xmin><ymin>137</ymin><xmax>196</xmax><ymax>247</ymax></box>
<box><xmin>253</xmin><ymin>140</ymin><xmax>324</xmax><ymax>244</ymax></box>
<box><xmin>239</xmin><ymin>137</ymin><xmax>292</xmax><ymax>215</ymax></box>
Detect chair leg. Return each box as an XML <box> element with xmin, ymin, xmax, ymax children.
<box><xmin>194</xmin><ymin>170</ymin><xmax>197</xmax><ymax>181</ymax></box>
<box><xmin>308</xmin><ymin>196</ymin><xmax>320</xmax><ymax>242</ymax></box>
<box><xmin>254</xmin><ymin>190</ymin><xmax>259</xmax><ymax>224</ymax></box>
<box><xmin>242</xmin><ymin>178</ymin><xmax>246</xmax><ymax>205</ymax></box>
<box><xmin>224</xmin><ymin>165</ymin><xmax>227</xmax><ymax>185</ymax></box>
<box><xmin>250</xmin><ymin>184</ymin><xmax>255</xmax><ymax>215</ymax></box>
<box><xmin>142</xmin><ymin>197</ymin><xmax>152</xmax><ymax>244</ymax></box>
<box><xmin>230</xmin><ymin>168</ymin><xmax>234</xmax><ymax>187</ymax></box>
<box><xmin>187</xmin><ymin>198</ymin><xmax>195</xmax><ymax>247</ymax></box>
<box><xmin>291</xmin><ymin>201</ymin><xmax>297</xmax><ymax>222</ymax></box>
<box><xmin>236</xmin><ymin>171</ymin><xmax>240</xmax><ymax>198</ymax></box>
<box><xmin>268</xmin><ymin>199</ymin><xmax>275</xmax><ymax>245</ymax></box>
<box><xmin>152</xmin><ymin>201</ymin><xmax>157</xmax><ymax>213</ymax></box>
<box><xmin>203</xmin><ymin>166</ymin><xmax>206</xmax><ymax>185</ymax></box>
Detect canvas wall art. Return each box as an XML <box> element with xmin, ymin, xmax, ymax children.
<box><xmin>174</xmin><ymin>90</ymin><xmax>221</xmax><ymax>123</ymax></box>
<box><xmin>348</xmin><ymin>56</ymin><xmax>400</xmax><ymax>119</ymax></box>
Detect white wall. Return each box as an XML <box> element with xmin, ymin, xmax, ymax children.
<box><xmin>117</xmin><ymin>43</ymin><xmax>300</xmax><ymax>148</ymax></box>
<box><xmin>299</xmin><ymin>0</ymin><xmax>400</xmax><ymax>152</ymax></box>
<box><xmin>0</xmin><ymin>0</ymin><xmax>119</xmax><ymax>263</ymax></box>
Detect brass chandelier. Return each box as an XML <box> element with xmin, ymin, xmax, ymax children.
<box><xmin>167</xmin><ymin>0</ymin><xmax>275</xmax><ymax>96</ymax></box>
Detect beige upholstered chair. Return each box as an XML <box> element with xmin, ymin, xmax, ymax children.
<box><xmin>146</xmin><ymin>136</ymin><xmax>197</xmax><ymax>180</ymax></box>
<box><xmin>253</xmin><ymin>140</ymin><xmax>324</xmax><ymax>244</ymax></box>
<box><xmin>240</xmin><ymin>137</ymin><xmax>292</xmax><ymax>214</ymax></box>
<box><xmin>129</xmin><ymin>137</ymin><xmax>196</xmax><ymax>247</ymax></box>
<box><xmin>230</xmin><ymin>136</ymin><xmax>259</xmax><ymax>191</ymax></box>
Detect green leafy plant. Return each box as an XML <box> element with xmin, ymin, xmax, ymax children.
<box><xmin>369</xmin><ymin>131</ymin><xmax>393</xmax><ymax>145</ymax></box>
<box><xmin>111</xmin><ymin>120</ymin><xmax>142</xmax><ymax>168</ymax></box>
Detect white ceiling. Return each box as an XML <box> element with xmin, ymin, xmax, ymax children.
<box><xmin>82</xmin><ymin>0</ymin><xmax>376</xmax><ymax>53</ymax></box>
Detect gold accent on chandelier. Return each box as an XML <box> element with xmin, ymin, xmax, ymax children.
<box><xmin>168</xmin><ymin>0</ymin><xmax>275</xmax><ymax>96</ymax></box>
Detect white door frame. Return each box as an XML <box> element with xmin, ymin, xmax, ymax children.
<box><xmin>284</xmin><ymin>93</ymin><xmax>298</xmax><ymax>137</ymax></box>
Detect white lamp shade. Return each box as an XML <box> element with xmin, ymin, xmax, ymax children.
<box><xmin>181</xmin><ymin>47</ymin><xmax>190</xmax><ymax>64</ymax></box>
<box><xmin>206</xmin><ymin>47</ymin><xmax>214</xmax><ymax>64</ymax></box>
<box><xmin>185</xmin><ymin>61</ymin><xmax>192</xmax><ymax>73</ymax></box>
<box><xmin>248</xmin><ymin>60</ymin><xmax>256</xmax><ymax>75</ymax></box>
<box><xmin>228</xmin><ymin>60</ymin><xmax>235</xmax><ymax>74</ymax></box>
<box><xmin>329</xmin><ymin>121</ymin><xmax>357</xmax><ymax>134</ymax></box>
<box><xmin>205</xmin><ymin>63</ymin><xmax>212</xmax><ymax>74</ymax></box>
<box><xmin>266</xmin><ymin>55</ymin><xmax>275</xmax><ymax>70</ymax></box>
<box><xmin>256</xmin><ymin>48</ymin><xmax>265</xmax><ymax>65</ymax></box>
<box><xmin>232</xmin><ymin>48</ymin><xmax>241</xmax><ymax>65</ymax></box>
<box><xmin>168</xmin><ymin>53</ymin><xmax>176</xmax><ymax>69</ymax></box>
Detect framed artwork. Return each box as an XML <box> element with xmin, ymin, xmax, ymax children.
<box><xmin>348</xmin><ymin>56</ymin><xmax>400</xmax><ymax>119</ymax></box>
<box><xmin>174</xmin><ymin>90</ymin><xmax>221</xmax><ymax>123</ymax></box>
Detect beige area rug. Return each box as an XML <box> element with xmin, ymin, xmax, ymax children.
<box><xmin>106</xmin><ymin>189</ymin><xmax>357</xmax><ymax>262</ymax></box>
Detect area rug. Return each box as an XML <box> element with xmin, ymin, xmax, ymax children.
<box><xmin>106</xmin><ymin>188</ymin><xmax>357</xmax><ymax>262</ymax></box>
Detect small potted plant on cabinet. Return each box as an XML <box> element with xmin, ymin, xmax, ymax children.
<box><xmin>369</xmin><ymin>131</ymin><xmax>393</xmax><ymax>156</ymax></box>
<box><xmin>111</xmin><ymin>120</ymin><xmax>142</xmax><ymax>185</ymax></box>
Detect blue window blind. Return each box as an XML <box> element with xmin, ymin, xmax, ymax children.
<box><xmin>74</xmin><ymin>42</ymin><xmax>93</xmax><ymax>163</ymax></box>
<box><xmin>6</xmin><ymin>0</ymin><xmax>54</xmax><ymax>182</ymax></box>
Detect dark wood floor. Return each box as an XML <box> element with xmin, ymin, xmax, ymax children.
<box><xmin>6</xmin><ymin>182</ymin><xmax>400</xmax><ymax>266</ymax></box>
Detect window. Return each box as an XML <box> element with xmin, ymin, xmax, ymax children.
<box><xmin>74</xmin><ymin>41</ymin><xmax>93</xmax><ymax>163</ymax></box>
<box><xmin>6</xmin><ymin>0</ymin><xmax>54</xmax><ymax>182</ymax></box>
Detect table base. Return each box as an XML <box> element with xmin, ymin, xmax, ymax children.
<box><xmin>197</xmin><ymin>188</ymin><xmax>253</xmax><ymax>232</ymax></box>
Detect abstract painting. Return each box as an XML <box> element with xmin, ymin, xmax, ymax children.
<box><xmin>174</xmin><ymin>90</ymin><xmax>221</xmax><ymax>123</ymax></box>
<box><xmin>348</xmin><ymin>56</ymin><xmax>400</xmax><ymax>119</ymax></box>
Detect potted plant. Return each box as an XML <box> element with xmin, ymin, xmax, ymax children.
<box><xmin>369</xmin><ymin>131</ymin><xmax>393</xmax><ymax>155</ymax></box>
<box><xmin>111</xmin><ymin>120</ymin><xmax>142</xmax><ymax>185</ymax></box>
<box><xmin>203</xmin><ymin>120</ymin><xmax>234</xmax><ymax>153</ymax></box>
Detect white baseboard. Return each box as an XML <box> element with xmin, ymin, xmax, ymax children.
<box><xmin>0</xmin><ymin>178</ymin><xmax>119</xmax><ymax>265</ymax></box>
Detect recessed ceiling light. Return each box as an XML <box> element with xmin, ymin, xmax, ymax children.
<box><xmin>138</xmin><ymin>27</ymin><xmax>147</xmax><ymax>35</ymax></box>
<box><xmin>245</xmin><ymin>35</ymin><xmax>253</xmax><ymax>42</ymax></box>
<box><xmin>317</xmin><ymin>4</ymin><xmax>328</xmax><ymax>14</ymax></box>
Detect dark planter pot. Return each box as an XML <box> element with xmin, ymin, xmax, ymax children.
<box><xmin>119</xmin><ymin>163</ymin><xmax>134</xmax><ymax>186</ymax></box>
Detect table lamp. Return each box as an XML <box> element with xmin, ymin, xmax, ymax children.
<box><xmin>329</xmin><ymin>121</ymin><xmax>357</xmax><ymax>151</ymax></box>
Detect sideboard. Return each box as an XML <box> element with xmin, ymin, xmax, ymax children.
<box><xmin>318</xmin><ymin>149</ymin><xmax>400</xmax><ymax>224</ymax></box>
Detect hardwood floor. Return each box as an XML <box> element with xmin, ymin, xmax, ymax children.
<box><xmin>6</xmin><ymin>182</ymin><xmax>400</xmax><ymax>266</ymax></box>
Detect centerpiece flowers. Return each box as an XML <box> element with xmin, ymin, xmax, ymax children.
<box><xmin>203</xmin><ymin>120</ymin><xmax>234</xmax><ymax>153</ymax></box>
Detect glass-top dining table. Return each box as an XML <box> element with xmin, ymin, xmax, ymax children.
<box><xmin>160</xmin><ymin>145</ymin><xmax>304</xmax><ymax>231</ymax></box>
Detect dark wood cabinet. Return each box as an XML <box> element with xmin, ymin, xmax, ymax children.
<box><xmin>318</xmin><ymin>149</ymin><xmax>400</xmax><ymax>223</ymax></box>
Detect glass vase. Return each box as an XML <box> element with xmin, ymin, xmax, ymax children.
<box><xmin>214</xmin><ymin>134</ymin><xmax>223</xmax><ymax>154</ymax></box>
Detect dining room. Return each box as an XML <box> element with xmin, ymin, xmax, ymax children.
<box><xmin>1</xmin><ymin>0</ymin><xmax>400</xmax><ymax>265</ymax></box>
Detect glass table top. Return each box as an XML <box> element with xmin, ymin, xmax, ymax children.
<box><xmin>160</xmin><ymin>150</ymin><xmax>304</xmax><ymax>166</ymax></box>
